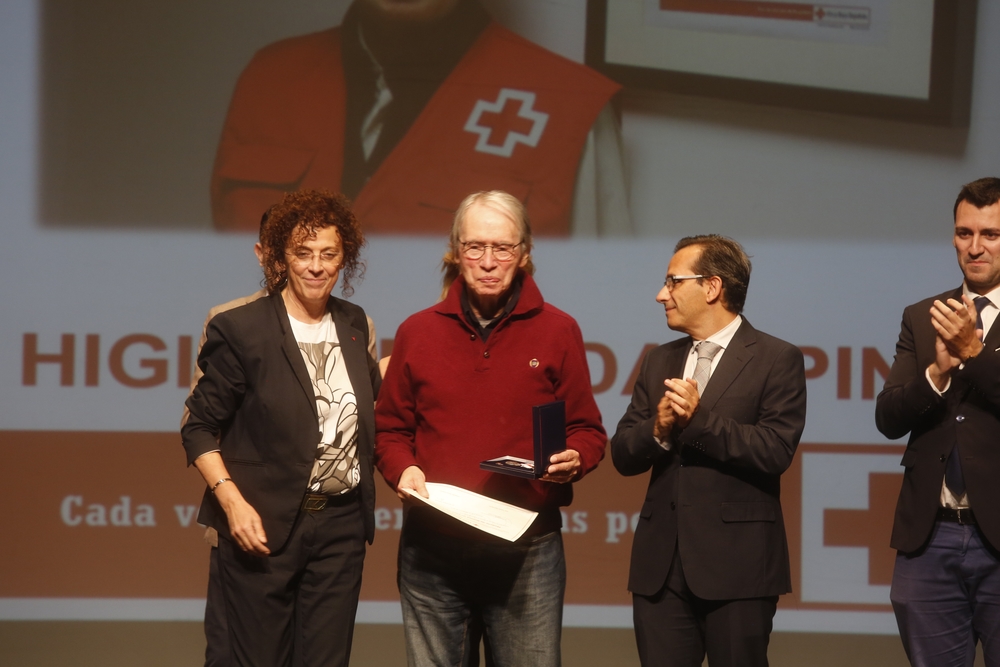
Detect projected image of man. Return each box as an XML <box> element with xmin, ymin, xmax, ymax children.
<box><xmin>211</xmin><ymin>0</ymin><xmax>630</xmax><ymax>237</ymax></box>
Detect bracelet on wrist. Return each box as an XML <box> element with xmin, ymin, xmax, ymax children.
<box><xmin>211</xmin><ymin>477</ymin><xmax>232</xmax><ymax>494</ymax></box>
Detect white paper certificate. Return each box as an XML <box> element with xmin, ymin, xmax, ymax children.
<box><xmin>401</xmin><ymin>483</ymin><xmax>539</xmax><ymax>542</ymax></box>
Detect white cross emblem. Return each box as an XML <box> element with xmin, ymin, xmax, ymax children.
<box><xmin>463</xmin><ymin>88</ymin><xmax>549</xmax><ymax>158</ymax></box>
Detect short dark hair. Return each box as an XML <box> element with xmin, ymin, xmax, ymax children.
<box><xmin>674</xmin><ymin>235</ymin><xmax>752</xmax><ymax>314</ymax></box>
<box><xmin>954</xmin><ymin>177</ymin><xmax>1000</xmax><ymax>220</ymax></box>
<box><xmin>259</xmin><ymin>189</ymin><xmax>365</xmax><ymax>297</ymax></box>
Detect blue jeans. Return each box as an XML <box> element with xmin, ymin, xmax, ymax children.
<box><xmin>891</xmin><ymin>520</ymin><xmax>1000</xmax><ymax>667</ymax></box>
<box><xmin>398</xmin><ymin>521</ymin><xmax>566</xmax><ymax>667</ymax></box>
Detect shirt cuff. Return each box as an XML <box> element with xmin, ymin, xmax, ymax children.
<box><xmin>925</xmin><ymin>366</ymin><xmax>950</xmax><ymax>395</ymax></box>
<box><xmin>653</xmin><ymin>434</ymin><xmax>672</xmax><ymax>452</ymax></box>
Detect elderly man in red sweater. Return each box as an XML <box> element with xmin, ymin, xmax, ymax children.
<box><xmin>375</xmin><ymin>190</ymin><xmax>607</xmax><ymax>667</ymax></box>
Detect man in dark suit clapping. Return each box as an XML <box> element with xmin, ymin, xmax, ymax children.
<box><xmin>611</xmin><ymin>234</ymin><xmax>806</xmax><ymax>667</ymax></box>
<box><xmin>877</xmin><ymin>177</ymin><xmax>1000</xmax><ymax>667</ymax></box>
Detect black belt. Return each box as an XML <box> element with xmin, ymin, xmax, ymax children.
<box><xmin>938</xmin><ymin>507</ymin><xmax>976</xmax><ymax>525</ymax></box>
<box><xmin>301</xmin><ymin>489</ymin><xmax>359</xmax><ymax>512</ymax></box>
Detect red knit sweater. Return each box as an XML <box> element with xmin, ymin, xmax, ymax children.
<box><xmin>375</xmin><ymin>274</ymin><xmax>606</xmax><ymax>513</ymax></box>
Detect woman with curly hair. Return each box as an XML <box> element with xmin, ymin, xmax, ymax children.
<box><xmin>183</xmin><ymin>189</ymin><xmax>380</xmax><ymax>667</ymax></box>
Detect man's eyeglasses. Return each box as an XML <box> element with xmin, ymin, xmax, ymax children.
<box><xmin>663</xmin><ymin>275</ymin><xmax>705</xmax><ymax>290</ymax></box>
<box><xmin>287</xmin><ymin>250</ymin><xmax>342</xmax><ymax>266</ymax></box>
<box><xmin>460</xmin><ymin>242</ymin><xmax>522</xmax><ymax>262</ymax></box>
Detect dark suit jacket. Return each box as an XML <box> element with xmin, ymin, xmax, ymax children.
<box><xmin>611</xmin><ymin>319</ymin><xmax>806</xmax><ymax>600</ymax></box>
<box><xmin>182</xmin><ymin>291</ymin><xmax>380</xmax><ymax>550</ymax></box>
<box><xmin>876</xmin><ymin>288</ymin><xmax>1000</xmax><ymax>554</ymax></box>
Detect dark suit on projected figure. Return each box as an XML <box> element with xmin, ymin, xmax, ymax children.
<box><xmin>611</xmin><ymin>235</ymin><xmax>806</xmax><ymax>667</ymax></box>
<box><xmin>877</xmin><ymin>177</ymin><xmax>1000</xmax><ymax>667</ymax></box>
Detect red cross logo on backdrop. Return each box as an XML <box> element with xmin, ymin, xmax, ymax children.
<box><xmin>823</xmin><ymin>472</ymin><xmax>902</xmax><ymax>586</ymax></box>
<box><xmin>464</xmin><ymin>88</ymin><xmax>549</xmax><ymax>158</ymax></box>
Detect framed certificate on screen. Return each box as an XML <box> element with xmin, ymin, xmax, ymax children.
<box><xmin>585</xmin><ymin>0</ymin><xmax>976</xmax><ymax>126</ymax></box>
